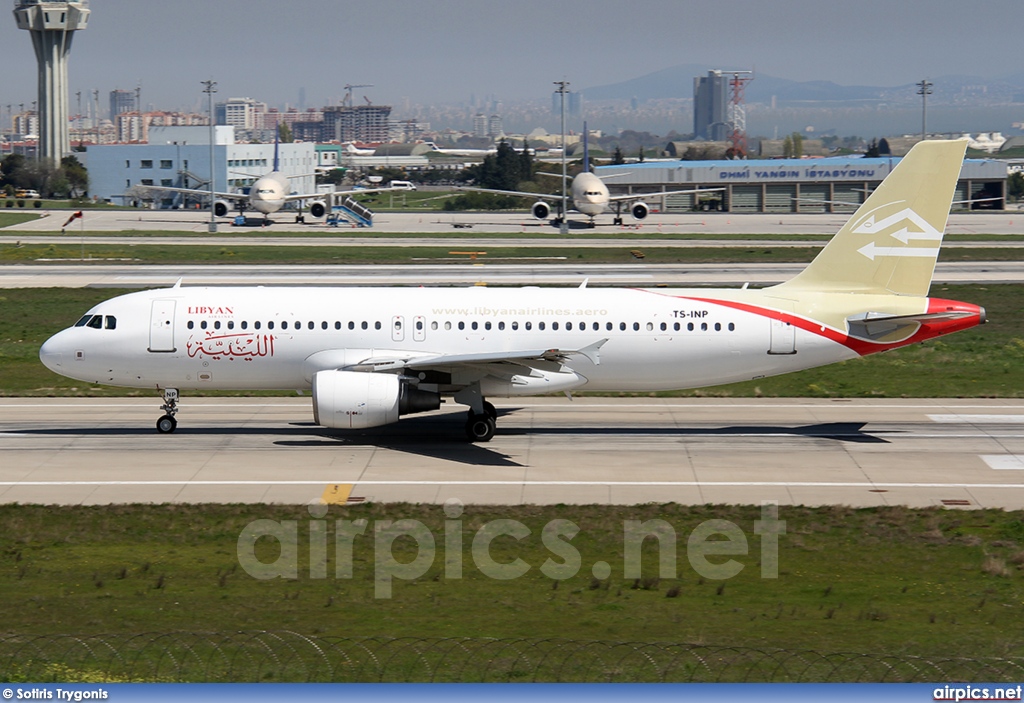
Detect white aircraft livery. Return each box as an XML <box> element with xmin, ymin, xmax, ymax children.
<box><xmin>41</xmin><ymin>140</ymin><xmax>984</xmax><ymax>442</ymax></box>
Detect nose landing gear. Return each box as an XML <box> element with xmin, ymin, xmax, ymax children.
<box><xmin>156</xmin><ymin>388</ymin><xmax>179</xmax><ymax>433</ymax></box>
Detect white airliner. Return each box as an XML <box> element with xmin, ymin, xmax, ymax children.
<box><xmin>141</xmin><ymin>136</ymin><xmax>399</xmax><ymax>223</ymax></box>
<box><xmin>458</xmin><ymin>129</ymin><xmax>720</xmax><ymax>226</ymax></box>
<box><xmin>41</xmin><ymin>140</ymin><xmax>983</xmax><ymax>442</ymax></box>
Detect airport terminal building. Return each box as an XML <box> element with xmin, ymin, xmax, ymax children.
<box><xmin>597</xmin><ymin>156</ymin><xmax>1008</xmax><ymax>213</ymax></box>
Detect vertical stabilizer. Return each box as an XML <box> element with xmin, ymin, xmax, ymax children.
<box><xmin>582</xmin><ymin>121</ymin><xmax>590</xmax><ymax>173</ymax></box>
<box><xmin>775</xmin><ymin>139</ymin><xmax>967</xmax><ymax>296</ymax></box>
<box><xmin>273</xmin><ymin>123</ymin><xmax>281</xmax><ymax>172</ymax></box>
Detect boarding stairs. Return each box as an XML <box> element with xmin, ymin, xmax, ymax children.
<box><xmin>327</xmin><ymin>196</ymin><xmax>374</xmax><ymax>227</ymax></box>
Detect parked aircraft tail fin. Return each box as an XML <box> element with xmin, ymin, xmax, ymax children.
<box><xmin>774</xmin><ymin>139</ymin><xmax>967</xmax><ymax>297</ymax></box>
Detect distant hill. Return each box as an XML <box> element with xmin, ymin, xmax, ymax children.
<box><xmin>583</xmin><ymin>65</ymin><xmax>1024</xmax><ymax>105</ymax></box>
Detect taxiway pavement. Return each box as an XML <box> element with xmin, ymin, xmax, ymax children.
<box><xmin>3</xmin><ymin>397</ymin><xmax>1024</xmax><ymax>509</ymax></box>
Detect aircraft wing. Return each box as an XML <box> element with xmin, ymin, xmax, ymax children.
<box><xmin>345</xmin><ymin>340</ymin><xmax>608</xmax><ymax>372</ymax></box>
<box><xmin>135</xmin><ymin>184</ymin><xmax>247</xmax><ymax>201</ymax></box>
<box><xmin>607</xmin><ymin>187</ymin><xmax>723</xmax><ymax>203</ymax></box>
<box><xmin>283</xmin><ymin>186</ymin><xmax>414</xmax><ymax>203</ymax></box>
<box><xmin>454</xmin><ymin>186</ymin><xmax>560</xmax><ymax>201</ymax></box>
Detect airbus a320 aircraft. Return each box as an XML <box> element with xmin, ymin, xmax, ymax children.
<box><xmin>42</xmin><ymin>140</ymin><xmax>984</xmax><ymax>442</ymax></box>
<box><xmin>140</xmin><ymin>135</ymin><xmax>399</xmax><ymax>224</ymax></box>
<box><xmin>458</xmin><ymin>129</ymin><xmax>720</xmax><ymax>226</ymax></box>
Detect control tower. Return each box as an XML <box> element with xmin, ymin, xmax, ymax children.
<box><xmin>13</xmin><ymin>0</ymin><xmax>90</xmax><ymax>163</ymax></box>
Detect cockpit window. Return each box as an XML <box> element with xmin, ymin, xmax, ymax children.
<box><xmin>86</xmin><ymin>315</ymin><xmax>103</xmax><ymax>329</ymax></box>
<box><xmin>105</xmin><ymin>315</ymin><xmax>117</xmax><ymax>330</ymax></box>
<box><xmin>74</xmin><ymin>315</ymin><xmax>92</xmax><ymax>327</ymax></box>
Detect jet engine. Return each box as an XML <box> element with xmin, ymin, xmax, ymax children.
<box><xmin>531</xmin><ymin>201</ymin><xmax>551</xmax><ymax>220</ymax></box>
<box><xmin>213</xmin><ymin>200</ymin><xmax>231</xmax><ymax>218</ymax></box>
<box><xmin>309</xmin><ymin>201</ymin><xmax>327</xmax><ymax>218</ymax></box>
<box><xmin>311</xmin><ymin>370</ymin><xmax>440</xmax><ymax>429</ymax></box>
<box><xmin>630</xmin><ymin>201</ymin><xmax>650</xmax><ymax>220</ymax></box>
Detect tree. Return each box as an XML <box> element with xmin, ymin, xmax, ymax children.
<box><xmin>317</xmin><ymin>168</ymin><xmax>347</xmax><ymax>186</ymax></box>
<box><xmin>636</xmin><ymin>148</ymin><xmax>645</xmax><ymax>163</ymax></box>
<box><xmin>277</xmin><ymin>122</ymin><xmax>293</xmax><ymax>143</ymax></box>
<box><xmin>1</xmin><ymin>154</ymin><xmax>27</xmax><ymax>188</ymax></box>
<box><xmin>1009</xmin><ymin>172</ymin><xmax>1024</xmax><ymax>202</ymax></box>
<box><xmin>792</xmin><ymin>132</ymin><xmax>803</xmax><ymax>158</ymax></box>
<box><xmin>878</xmin><ymin>138</ymin><xmax>892</xmax><ymax>156</ymax></box>
<box><xmin>864</xmin><ymin>139</ymin><xmax>880</xmax><ymax>158</ymax></box>
<box><xmin>611</xmin><ymin>146</ymin><xmax>625</xmax><ymax>165</ymax></box>
<box><xmin>782</xmin><ymin>135</ymin><xmax>793</xmax><ymax>159</ymax></box>
<box><xmin>60</xmin><ymin>155</ymin><xmax>88</xmax><ymax>198</ymax></box>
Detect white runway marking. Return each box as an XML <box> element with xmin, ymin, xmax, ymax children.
<box><xmin>929</xmin><ymin>414</ymin><xmax>1024</xmax><ymax>424</ymax></box>
<box><xmin>981</xmin><ymin>455</ymin><xmax>1024</xmax><ymax>470</ymax></box>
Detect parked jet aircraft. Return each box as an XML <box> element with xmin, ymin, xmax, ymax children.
<box><xmin>458</xmin><ymin>128</ymin><xmax>720</xmax><ymax>226</ymax></box>
<box><xmin>42</xmin><ymin>140</ymin><xmax>983</xmax><ymax>442</ymax></box>
<box><xmin>139</xmin><ymin>136</ymin><xmax>399</xmax><ymax>223</ymax></box>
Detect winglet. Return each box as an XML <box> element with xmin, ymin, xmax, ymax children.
<box><xmin>570</xmin><ymin>338</ymin><xmax>608</xmax><ymax>366</ymax></box>
<box><xmin>578</xmin><ymin>278</ymin><xmax>589</xmax><ymax>289</ymax></box>
<box><xmin>172</xmin><ymin>277</ymin><xmax>182</xmax><ymax>289</ymax></box>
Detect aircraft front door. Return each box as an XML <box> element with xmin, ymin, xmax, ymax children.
<box><xmin>149</xmin><ymin>300</ymin><xmax>177</xmax><ymax>353</ymax></box>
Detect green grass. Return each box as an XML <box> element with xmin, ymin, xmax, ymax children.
<box><xmin>3</xmin><ymin>242</ymin><xmax>1024</xmax><ymax>266</ymax></box>
<box><xmin>0</xmin><ymin>502</ymin><xmax>1021</xmax><ymax>661</ymax></box>
<box><xmin>0</xmin><ymin>212</ymin><xmax>42</xmax><ymax>228</ymax></box>
<box><xmin>0</xmin><ymin>284</ymin><xmax>1020</xmax><ymax>398</ymax></box>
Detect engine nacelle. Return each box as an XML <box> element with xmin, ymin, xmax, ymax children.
<box><xmin>309</xmin><ymin>201</ymin><xmax>326</xmax><ymax>218</ymax></box>
<box><xmin>214</xmin><ymin>200</ymin><xmax>231</xmax><ymax>218</ymax></box>
<box><xmin>630</xmin><ymin>201</ymin><xmax>650</xmax><ymax>220</ymax></box>
<box><xmin>311</xmin><ymin>370</ymin><xmax>440</xmax><ymax>430</ymax></box>
<box><xmin>531</xmin><ymin>201</ymin><xmax>551</xmax><ymax>220</ymax></box>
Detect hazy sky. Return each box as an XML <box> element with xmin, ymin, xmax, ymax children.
<box><xmin>0</xmin><ymin>0</ymin><xmax>1019</xmax><ymax>113</ymax></box>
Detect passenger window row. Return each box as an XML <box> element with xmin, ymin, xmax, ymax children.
<box><xmin>184</xmin><ymin>319</ymin><xmax>738</xmax><ymax>334</ymax></box>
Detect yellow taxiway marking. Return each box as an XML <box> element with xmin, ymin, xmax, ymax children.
<box><xmin>321</xmin><ymin>483</ymin><xmax>354</xmax><ymax>504</ymax></box>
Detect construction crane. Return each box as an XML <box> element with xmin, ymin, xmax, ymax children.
<box><xmin>343</xmin><ymin>84</ymin><xmax>373</xmax><ymax>108</ymax></box>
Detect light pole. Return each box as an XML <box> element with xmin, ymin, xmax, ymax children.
<box><xmin>202</xmin><ymin>79</ymin><xmax>218</xmax><ymax>233</ymax></box>
<box><xmin>916</xmin><ymin>79</ymin><xmax>933</xmax><ymax>143</ymax></box>
<box><xmin>554</xmin><ymin>80</ymin><xmax>570</xmax><ymax>234</ymax></box>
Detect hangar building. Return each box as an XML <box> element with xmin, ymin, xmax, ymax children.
<box><xmin>596</xmin><ymin>156</ymin><xmax>1008</xmax><ymax>213</ymax></box>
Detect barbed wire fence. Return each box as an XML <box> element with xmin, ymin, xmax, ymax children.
<box><xmin>1</xmin><ymin>633</ymin><xmax>1022</xmax><ymax>683</ymax></box>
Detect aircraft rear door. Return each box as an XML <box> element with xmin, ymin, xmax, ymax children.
<box><xmin>149</xmin><ymin>299</ymin><xmax>177</xmax><ymax>352</ymax></box>
<box><xmin>391</xmin><ymin>315</ymin><xmax>405</xmax><ymax>342</ymax></box>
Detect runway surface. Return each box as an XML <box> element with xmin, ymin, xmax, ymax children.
<box><xmin>7</xmin><ymin>209</ymin><xmax>1024</xmax><ymax>235</ymax></box>
<box><xmin>3</xmin><ymin>397</ymin><xmax>1024</xmax><ymax>509</ymax></box>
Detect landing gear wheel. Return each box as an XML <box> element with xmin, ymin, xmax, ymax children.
<box><xmin>156</xmin><ymin>414</ymin><xmax>177</xmax><ymax>434</ymax></box>
<box><xmin>483</xmin><ymin>401</ymin><xmax>497</xmax><ymax>421</ymax></box>
<box><xmin>465</xmin><ymin>413</ymin><xmax>496</xmax><ymax>443</ymax></box>
<box><xmin>613</xmin><ymin>216</ymin><xmax>623</xmax><ymax>225</ymax></box>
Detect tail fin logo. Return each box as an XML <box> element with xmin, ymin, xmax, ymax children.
<box><xmin>851</xmin><ymin>202</ymin><xmax>943</xmax><ymax>261</ymax></box>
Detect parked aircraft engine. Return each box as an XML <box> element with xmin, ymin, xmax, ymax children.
<box><xmin>631</xmin><ymin>202</ymin><xmax>650</xmax><ymax>220</ymax></box>
<box><xmin>214</xmin><ymin>201</ymin><xmax>231</xmax><ymax>218</ymax></box>
<box><xmin>531</xmin><ymin>201</ymin><xmax>551</xmax><ymax>220</ymax></box>
<box><xmin>309</xmin><ymin>201</ymin><xmax>327</xmax><ymax>218</ymax></box>
<box><xmin>311</xmin><ymin>370</ymin><xmax>440</xmax><ymax>430</ymax></box>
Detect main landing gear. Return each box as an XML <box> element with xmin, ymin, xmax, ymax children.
<box><xmin>156</xmin><ymin>388</ymin><xmax>179</xmax><ymax>434</ymax></box>
<box><xmin>464</xmin><ymin>401</ymin><xmax>497</xmax><ymax>443</ymax></box>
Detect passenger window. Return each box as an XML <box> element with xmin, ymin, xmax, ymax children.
<box><xmin>619</xmin><ymin>322</ymin><xmax>626</xmax><ymax>331</ymax></box>
<box><xmin>728</xmin><ymin>323</ymin><xmax>735</xmax><ymax>331</ymax></box>
<box><xmin>445</xmin><ymin>321</ymin><xmax>452</xmax><ymax>330</ymax></box>
<box><xmin>552</xmin><ymin>322</ymin><xmax>559</xmax><ymax>330</ymax></box>
<box><xmin>701</xmin><ymin>322</ymin><xmax>708</xmax><ymax>331</ymax></box>
<box><xmin>310</xmin><ymin>321</ymin><xmax>316</xmax><ymax>330</ymax></box>
<box><xmin>715</xmin><ymin>322</ymin><xmax>722</xmax><ymax>331</ymax></box>
<box><xmin>674</xmin><ymin>323</ymin><xmax>680</xmax><ymax>331</ymax></box>
<box><xmin>282</xmin><ymin>321</ymin><xmax>289</xmax><ymax>330</ymax></box>
<box><xmin>687</xmin><ymin>322</ymin><xmax>694</xmax><ymax>331</ymax></box>
<box><xmin>458</xmin><ymin>321</ymin><xmax>465</xmax><ymax>331</ymax></box>
<box><xmin>268</xmin><ymin>321</ymin><xmax>275</xmax><ymax>330</ymax></box>
<box><xmin>484</xmin><ymin>321</ymin><xmax>491</xmax><ymax>331</ymax></box>
<box><xmin>105</xmin><ymin>316</ymin><xmax>117</xmax><ymax>330</ymax></box>
<box><xmin>254</xmin><ymin>321</ymin><xmax>261</xmax><ymax>330</ymax></box>
<box><xmin>511</xmin><ymin>321</ymin><xmax>519</xmax><ymax>331</ymax></box>
<box><xmin>227</xmin><ymin>321</ymin><xmax>234</xmax><ymax>330</ymax></box>
<box><xmin>566</xmin><ymin>322</ymin><xmax>573</xmax><ymax>331</ymax></box>
<box><xmin>606</xmin><ymin>322</ymin><xmax>613</xmax><ymax>331</ymax></box>
<box><xmin>334</xmin><ymin>322</ymin><xmax>340</xmax><ymax>330</ymax></box>
<box><xmin>214</xmin><ymin>321</ymin><xmax>221</xmax><ymax>330</ymax></box>
<box><xmin>525</xmin><ymin>322</ymin><xmax>532</xmax><ymax>331</ymax></box>
<box><xmin>374</xmin><ymin>321</ymin><xmax>381</xmax><ymax>330</ymax></box>
<box><xmin>361</xmin><ymin>321</ymin><xmax>368</xmax><ymax>330</ymax></box>
<box><xmin>349</xmin><ymin>321</ymin><xmax>355</xmax><ymax>330</ymax></box>
<box><xmin>416</xmin><ymin>320</ymin><xmax>423</xmax><ymax>331</ymax></box>
<box><xmin>646</xmin><ymin>323</ymin><xmax>654</xmax><ymax>331</ymax></box>
<box><xmin>593</xmin><ymin>322</ymin><xmax>599</xmax><ymax>331</ymax></box>
<box><xmin>633</xmin><ymin>322</ymin><xmax>640</xmax><ymax>331</ymax></box>
<box><xmin>187</xmin><ymin>320</ymin><xmax>194</xmax><ymax>330</ymax></box>
<box><xmin>241</xmin><ymin>321</ymin><xmax>248</xmax><ymax>330</ymax></box>
<box><xmin>471</xmin><ymin>321</ymin><xmax>478</xmax><ymax>331</ymax></box>
<box><xmin>660</xmin><ymin>322</ymin><xmax>667</xmax><ymax>331</ymax></box>
<box><xmin>498</xmin><ymin>321</ymin><xmax>505</xmax><ymax>331</ymax></box>
<box><xmin>431</xmin><ymin>321</ymin><xmax>438</xmax><ymax>330</ymax></box>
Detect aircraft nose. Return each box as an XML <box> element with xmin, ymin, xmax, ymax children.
<box><xmin>39</xmin><ymin>335</ymin><xmax>64</xmax><ymax>373</ymax></box>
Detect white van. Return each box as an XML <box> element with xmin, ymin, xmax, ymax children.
<box><xmin>388</xmin><ymin>180</ymin><xmax>416</xmax><ymax>191</ymax></box>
